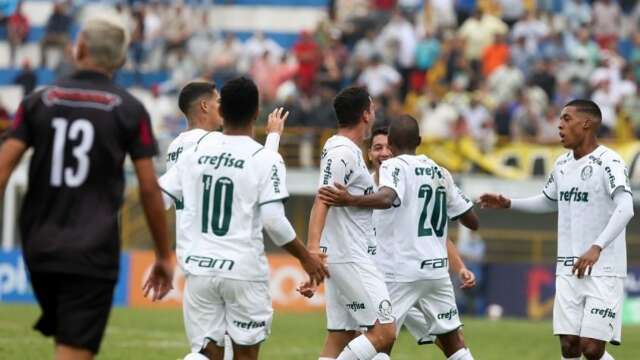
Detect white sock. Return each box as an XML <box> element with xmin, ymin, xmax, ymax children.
<box><xmin>223</xmin><ymin>335</ymin><xmax>233</xmax><ymax>360</ymax></box>
<box><xmin>336</xmin><ymin>335</ymin><xmax>377</xmax><ymax>360</ymax></box>
<box><xmin>561</xmin><ymin>357</ymin><xmax>580</xmax><ymax>360</ymax></box>
<box><xmin>448</xmin><ymin>347</ymin><xmax>474</xmax><ymax>360</ymax></box>
<box><xmin>371</xmin><ymin>354</ymin><xmax>391</xmax><ymax>360</ymax></box>
<box><xmin>600</xmin><ymin>351</ymin><xmax>614</xmax><ymax>360</ymax></box>
<box><xmin>319</xmin><ymin>358</ymin><xmax>336</xmax><ymax>360</ymax></box>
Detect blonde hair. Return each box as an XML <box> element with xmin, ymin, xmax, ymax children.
<box><xmin>80</xmin><ymin>14</ymin><xmax>130</xmax><ymax>72</ymax></box>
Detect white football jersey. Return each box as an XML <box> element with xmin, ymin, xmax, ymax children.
<box><xmin>160</xmin><ymin>134</ymin><xmax>289</xmax><ymax>280</ymax></box>
<box><xmin>318</xmin><ymin>135</ymin><xmax>376</xmax><ymax>264</ymax></box>
<box><xmin>165</xmin><ymin>129</ymin><xmax>219</xmax><ymax>270</ymax></box>
<box><xmin>376</xmin><ymin>155</ymin><xmax>473</xmax><ymax>282</ymax></box>
<box><xmin>543</xmin><ymin>145</ymin><xmax>631</xmax><ymax>277</ymax></box>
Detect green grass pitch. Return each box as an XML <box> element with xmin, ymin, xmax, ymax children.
<box><xmin>1</xmin><ymin>304</ymin><xmax>639</xmax><ymax>359</ymax></box>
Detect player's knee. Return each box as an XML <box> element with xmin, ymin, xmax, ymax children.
<box><xmin>580</xmin><ymin>341</ymin><xmax>605</xmax><ymax>360</ymax></box>
<box><xmin>559</xmin><ymin>336</ymin><xmax>580</xmax><ymax>357</ymax></box>
<box><xmin>367</xmin><ymin>323</ymin><xmax>396</xmax><ymax>349</ymax></box>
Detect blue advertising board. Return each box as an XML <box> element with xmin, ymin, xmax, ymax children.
<box><xmin>0</xmin><ymin>251</ymin><xmax>129</xmax><ymax>306</ymax></box>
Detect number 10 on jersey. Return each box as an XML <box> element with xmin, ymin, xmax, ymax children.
<box><xmin>202</xmin><ymin>175</ymin><xmax>234</xmax><ymax>236</ymax></box>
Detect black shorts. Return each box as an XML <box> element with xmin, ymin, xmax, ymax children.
<box><xmin>29</xmin><ymin>272</ymin><xmax>116</xmax><ymax>354</ymax></box>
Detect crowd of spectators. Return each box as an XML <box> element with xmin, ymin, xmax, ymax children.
<box><xmin>4</xmin><ymin>0</ymin><xmax>640</xmax><ymax>149</ymax></box>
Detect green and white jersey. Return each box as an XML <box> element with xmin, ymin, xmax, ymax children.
<box><xmin>165</xmin><ymin>129</ymin><xmax>218</xmax><ymax>270</ymax></box>
<box><xmin>318</xmin><ymin>135</ymin><xmax>376</xmax><ymax>264</ymax></box>
<box><xmin>543</xmin><ymin>145</ymin><xmax>631</xmax><ymax>277</ymax></box>
<box><xmin>160</xmin><ymin>134</ymin><xmax>288</xmax><ymax>280</ymax></box>
<box><xmin>377</xmin><ymin>155</ymin><xmax>472</xmax><ymax>282</ymax></box>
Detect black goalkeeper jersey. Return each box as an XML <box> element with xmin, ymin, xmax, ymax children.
<box><xmin>9</xmin><ymin>70</ymin><xmax>158</xmax><ymax>280</ymax></box>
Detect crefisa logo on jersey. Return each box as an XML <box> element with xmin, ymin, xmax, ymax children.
<box><xmin>559</xmin><ymin>187</ymin><xmax>589</xmax><ymax>202</ymax></box>
<box><xmin>322</xmin><ymin>159</ymin><xmax>333</xmax><ymax>185</ymax></box>
<box><xmin>590</xmin><ymin>307</ymin><xmax>616</xmax><ymax>319</ymax></box>
<box><xmin>437</xmin><ymin>308</ymin><xmax>458</xmax><ymax>320</ymax></box>
<box><xmin>166</xmin><ymin>146</ymin><xmax>183</xmax><ymax>163</ymax></box>
<box><xmin>198</xmin><ymin>153</ymin><xmax>245</xmax><ymax>169</ymax></box>
<box><xmin>346</xmin><ymin>301</ymin><xmax>366</xmax><ymax>312</ymax></box>
<box><xmin>605</xmin><ymin>166</ymin><xmax>616</xmax><ymax>189</ymax></box>
<box><xmin>270</xmin><ymin>165</ymin><xmax>281</xmax><ymax>194</ymax></box>
<box><xmin>581</xmin><ymin>165</ymin><xmax>593</xmax><ymax>181</ymax></box>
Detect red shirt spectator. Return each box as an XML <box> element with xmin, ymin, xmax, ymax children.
<box><xmin>8</xmin><ymin>3</ymin><xmax>30</xmax><ymax>66</ymax></box>
<box><xmin>293</xmin><ymin>31</ymin><xmax>321</xmax><ymax>96</ymax></box>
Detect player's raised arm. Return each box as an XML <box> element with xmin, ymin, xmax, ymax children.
<box><xmin>264</xmin><ymin>107</ymin><xmax>289</xmax><ymax>151</ymax></box>
<box><xmin>479</xmin><ymin>169</ymin><xmax>558</xmax><ymax>213</ymax></box>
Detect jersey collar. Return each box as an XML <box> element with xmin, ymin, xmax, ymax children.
<box><xmin>71</xmin><ymin>70</ymin><xmax>111</xmax><ymax>82</ymax></box>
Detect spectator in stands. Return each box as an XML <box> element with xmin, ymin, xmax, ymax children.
<box><xmin>591</xmin><ymin>79</ymin><xmax>618</xmax><ymax>135</ymax></box>
<box><xmin>458</xmin><ymin>9</ymin><xmax>508</xmax><ymax>63</ymax></box>
<box><xmin>414</xmin><ymin>30</ymin><xmax>441</xmax><ymax>72</ymax></box>
<box><xmin>529</xmin><ymin>59</ymin><xmax>556</xmax><ymax>100</ymax></box>
<box><xmin>536</xmin><ymin>105</ymin><xmax>560</xmax><ymax>144</ymax></box>
<box><xmin>129</xmin><ymin>3</ymin><xmax>146</xmax><ymax>81</ymax></box>
<box><xmin>487</xmin><ymin>57</ymin><xmax>525</xmax><ymax>103</ymax></box>
<box><xmin>498</xmin><ymin>0</ymin><xmax>524</xmax><ymax>28</ymax></box>
<box><xmin>162</xmin><ymin>3</ymin><xmax>192</xmax><ymax>69</ymax></box>
<box><xmin>538</xmin><ymin>32</ymin><xmax>567</xmax><ymax>61</ymax></box>
<box><xmin>592</xmin><ymin>0</ymin><xmax>622</xmax><ymax>49</ymax></box>
<box><xmin>207</xmin><ymin>33</ymin><xmax>244</xmax><ymax>86</ymax></box>
<box><xmin>357</xmin><ymin>53</ymin><xmax>401</xmax><ymax>98</ymax></box>
<box><xmin>567</xmin><ymin>29</ymin><xmax>601</xmax><ymax>68</ymax></box>
<box><xmin>7</xmin><ymin>1</ymin><xmax>28</xmax><ymax>67</ymax></box>
<box><xmin>463</xmin><ymin>95</ymin><xmax>495</xmax><ymax>151</ymax></box>
<box><xmin>292</xmin><ymin>30</ymin><xmax>321</xmax><ymax>96</ymax></box>
<box><xmin>244</xmin><ymin>31</ymin><xmax>284</xmax><ymax>71</ymax></box>
<box><xmin>14</xmin><ymin>59</ymin><xmax>36</xmax><ymax>96</ymax></box>
<box><xmin>377</xmin><ymin>10</ymin><xmax>417</xmax><ymax>93</ymax></box>
<box><xmin>40</xmin><ymin>2</ymin><xmax>73</xmax><ymax>68</ymax></box>
<box><xmin>510</xmin><ymin>92</ymin><xmax>542</xmax><ymax>141</ymax></box>
<box><xmin>511</xmin><ymin>11</ymin><xmax>549</xmax><ymax>55</ymax></box>
<box><xmin>563</xmin><ymin>0</ymin><xmax>592</xmax><ymax>32</ymax></box>
<box><xmin>143</xmin><ymin>2</ymin><xmax>163</xmax><ymax>71</ymax></box>
<box><xmin>427</xmin><ymin>0</ymin><xmax>457</xmax><ymax>30</ymax></box>
<box><xmin>482</xmin><ymin>33</ymin><xmax>509</xmax><ymax>77</ymax></box>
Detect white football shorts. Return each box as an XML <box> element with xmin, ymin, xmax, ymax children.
<box><xmin>554</xmin><ymin>275</ymin><xmax>623</xmax><ymax>344</ymax></box>
<box><xmin>325</xmin><ymin>262</ymin><xmax>394</xmax><ymax>331</ymax></box>
<box><xmin>183</xmin><ymin>275</ymin><xmax>273</xmax><ymax>351</ymax></box>
<box><xmin>403</xmin><ymin>307</ymin><xmax>436</xmax><ymax>345</ymax></box>
<box><xmin>388</xmin><ymin>277</ymin><xmax>462</xmax><ymax>337</ymax></box>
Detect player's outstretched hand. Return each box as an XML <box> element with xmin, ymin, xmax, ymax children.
<box><xmin>458</xmin><ymin>268</ymin><xmax>476</xmax><ymax>289</ymax></box>
<box><xmin>301</xmin><ymin>251</ymin><xmax>329</xmax><ymax>286</ymax></box>
<box><xmin>297</xmin><ymin>281</ymin><xmax>318</xmax><ymax>298</ymax></box>
<box><xmin>318</xmin><ymin>183</ymin><xmax>353</xmax><ymax>207</ymax></box>
<box><xmin>266</xmin><ymin>107</ymin><xmax>289</xmax><ymax>135</ymax></box>
<box><xmin>477</xmin><ymin>193</ymin><xmax>511</xmax><ymax>209</ymax></box>
<box><xmin>572</xmin><ymin>245</ymin><xmax>602</xmax><ymax>278</ymax></box>
<box><xmin>143</xmin><ymin>258</ymin><xmax>174</xmax><ymax>301</ymax></box>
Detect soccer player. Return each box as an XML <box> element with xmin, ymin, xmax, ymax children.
<box><xmin>0</xmin><ymin>15</ymin><xmax>173</xmax><ymax>360</ymax></box>
<box><xmin>479</xmin><ymin>100</ymin><xmax>634</xmax><ymax>360</ymax></box>
<box><xmin>367</xmin><ymin>126</ymin><xmax>477</xmax><ymax>350</ymax></box>
<box><xmin>319</xmin><ymin>115</ymin><xmax>478</xmax><ymax>360</ymax></box>
<box><xmin>166</xmin><ymin>81</ymin><xmax>287</xmax><ymax>270</ymax></box>
<box><xmin>307</xmin><ymin>86</ymin><xmax>396</xmax><ymax>360</ymax></box>
<box><xmin>166</xmin><ymin>81</ymin><xmax>288</xmax><ymax>360</ymax></box>
<box><xmin>159</xmin><ymin>77</ymin><xmax>328</xmax><ymax>360</ymax></box>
